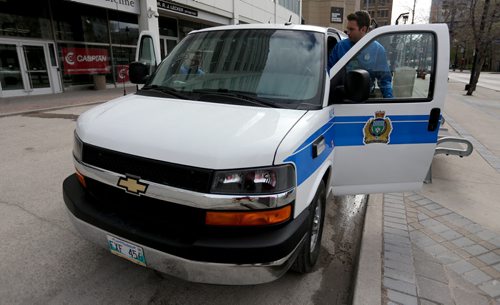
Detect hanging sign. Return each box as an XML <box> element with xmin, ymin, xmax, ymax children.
<box><xmin>68</xmin><ymin>0</ymin><xmax>140</xmax><ymax>15</ymax></box>
<box><xmin>157</xmin><ymin>0</ymin><xmax>198</xmax><ymax>17</ymax></box>
<box><xmin>62</xmin><ymin>47</ymin><xmax>110</xmax><ymax>75</ymax></box>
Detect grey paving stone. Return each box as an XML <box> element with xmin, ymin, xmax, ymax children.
<box><xmin>490</xmin><ymin>237</ymin><xmax>500</xmax><ymax>248</ymax></box>
<box><xmin>384</xmin><ymin>249</ymin><xmax>413</xmax><ymax>265</ymax></box>
<box><xmin>435</xmin><ymin>251</ymin><xmax>462</xmax><ymax>264</ymax></box>
<box><xmin>385</xmin><ymin>202</ymin><xmax>405</xmax><ymax>210</ymax></box>
<box><xmin>386</xmin><ymin>289</ymin><xmax>418</xmax><ymax>305</ymax></box>
<box><xmin>384</xmin><ymin>211</ymin><xmax>407</xmax><ymax>219</ymax></box>
<box><xmin>463</xmin><ymin>269</ymin><xmax>492</xmax><ymax>285</ymax></box>
<box><xmin>384</xmin><ymin>266</ymin><xmax>416</xmax><ymax>283</ymax></box>
<box><xmin>384</xmin><ymin>276</ymin><xmax>417</xmax><ymax>296</ymax></box>
<box><xmin>385</xmin><ymin>216</ymin><xmax>408</xmax><ymax>225</ymax></box>
<box><xmin>462</xmin><ymin>244</ymin><xmax>489</xmax><ymax>256</ymax></box>
<box><xmin>477</xmin><ymin>229</ymin><xmax>497</xmax><ymax>241</ymax></box>
<box><xmin>443</xmin><ymin>214</ymin><xmax>473</xmax><ymax>227</ymax></box>
<box><xmin>433</xmin><ymin>207</ymin><xmax>453</xmax><ymax>216</ymax></box>
<box><xmin>478</xmin><ymin>280</ymin><xmax>500</xmax><ymax>298</ymax></box>
<box><xmin>385</xmin><ymin>198</ymin><xmax>404</xmax><ymax>204</ymax></box>
<box><xmin>415</xmin><ymin>236</ymin><xmax>438</xmax><ymax>250</ymax></box>
<box><xmin>414</xmin><ymin>259</ymin><xmax>448</xmax><ymax>283</ymax></box>
<box><xmin>477</xmin><ymin>252</ymin><xmax>500</xmax><ymax>265</ymax></box>
<box><xmin>384</xmin><ymin>258</ymin><xmax>415</xmax><ymax>273</ymax></box>
<box><xmin>419</xmin><ymin>301</ymin><xmax>440</xmax><ymax>305</ymax></box>
<box><xmin>422</xmin><ymin>203</ymin><xmax>442</xmax><ymax>211</ymax></box>
<box><xmin>415</xmin><ymin>198</ymin><xmax>433</xmax><ymax>206</ymax></box>
<box><xmin>418</xmin><ymin>212</ymin><xmax>430</xmax><ymax>221</ymax></box>
<box><xmin>384</xmin><ymin>207</ymin><xmax>406</xmax><ymax>216</ymax></box>
<box><xmin>452</xmin><ymin>236</ymin><xmax>475</xmax><ymax>248</ymax></box>
<box><xmin>453</xmin><ymin>287</ymin><xmax>490</xmax><ymax>305</ymax></box>
<box><xmin>494</xmin><ymin>263</ymin><xmax>500</xmax><ymax>272</ymax></box>
<box><xmin>447</xmin><ymin>259</ymin><xmax>476</xmax><ymax>274</ymax></box>
<box><xmin>463</xmin><ymin>223</ymin><xmax>483</xmax><ymax>234</ymax></box>
<box><xmin>384</xmin><ymin>226</ymin><xmax>410</xmax><ymax>237</ymax></box>
<box><xmin>429</xmin><ymin>224</ymin><xmax>451</xmax><ymax>234</ymax></box>
<box><xmin>407</xmin><ymin>194</ymin><xmax>423</xmax><ymax>202</ymax></box>
<box><xmin>384</xmin><ymin>221</ymin><xmax>408</xmax><ymax>231</ymax></box>
<box><xmin>417</xmin><ymin>276</ymin><xmax>454</xmax><ymax>305</ymax></box>
<box><xmin>385</xmin><ymin>233</ymin><xmax>412</xmax><ymax>247</ymax></box>
<box><xmin>424</xmin><ymin>244</ymin><xmax>449</xmax><ymax>256</ymax></box>
<box><xmin>420</xmin><ymin>218</ymin><xmax>441</xmax><ymax>228</ymax></box>
<box><xmin>438</xmin><ymin>229</ymin><xmax>463</xmax><ymax>241</ymax></box>
<box><xmin>385</xmin><ymin>243</ymin><xmax>412</xmax><ymax>256</ymax></box>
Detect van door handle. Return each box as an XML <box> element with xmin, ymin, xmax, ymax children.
<box><xmin>428</xmin><ymin>108</ymin><xmax>441</xmax><ymax>131</ymax></box>
<box><xmin>312</xmin><ymin>136</ymin><xmax>325</xmax><ymax>158</ymax></box>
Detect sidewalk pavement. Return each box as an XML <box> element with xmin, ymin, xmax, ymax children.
<box><xmin>354</xmin><ymin>81</ymin><xmax>500</xmax><ymax>305</ymax></box>
<box><xmin>0</xmin><ymin>86</ymin><xmax>136</xmax><ymax>117</ymax></box>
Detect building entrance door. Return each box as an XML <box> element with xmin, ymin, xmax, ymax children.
<box><xmin>0</xmin><ymin>40</ymin><xmax>56</xmax><ymax>97</ymax></box>
<box><xmin>159</xmin><ymin>36</ymin><xmax>178</xmax><ymax>59</ymax></box>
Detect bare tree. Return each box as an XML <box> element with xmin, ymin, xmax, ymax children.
<box><xmin>466</xmin><ymin>0</ymin><xmax>499</xmax><ymax>95</ymax></box>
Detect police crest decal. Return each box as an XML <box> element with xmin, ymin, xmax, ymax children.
<box><xmin>363</xmin><ymin>111</ymin><xmax>392</xmax><ymax>144</ymax></box>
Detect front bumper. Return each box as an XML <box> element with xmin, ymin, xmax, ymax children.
<box><xmin>63</xmin><ymin>175</ymin><xmax>309</xmax><ymax>285</ymax></box>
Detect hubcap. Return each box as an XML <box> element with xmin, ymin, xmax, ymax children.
<box><xmin>310</xmin><ymin>199</ymin><xmax>322</xmax><ymax>252</ymax></box>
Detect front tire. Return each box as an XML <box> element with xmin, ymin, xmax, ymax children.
<box><xmin>291</xmin><ymin>181</ymin><xmax>326</xmax><ymax>273</ymax></box>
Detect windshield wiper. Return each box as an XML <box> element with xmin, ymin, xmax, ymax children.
<box><xmin>193</xmin><ymin>89</ymin><xmax>282</xmax><ymax>108</ymax></box>
<box><xmin>140</xmin><ymin>85</ymin><xmax>189</xmax><ymax>100</ymax></box>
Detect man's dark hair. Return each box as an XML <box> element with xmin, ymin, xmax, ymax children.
<box><xmin>347</xmin><ymin>11</ymin><xmax>371</xmax><ymax>30</ymax></box>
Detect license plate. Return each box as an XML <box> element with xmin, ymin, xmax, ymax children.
<box><xmin>107</xmin><ymin>235</ymin><xmax>146</xmax><ymax>266</ymax></box>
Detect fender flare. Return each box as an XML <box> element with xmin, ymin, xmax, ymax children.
<box><xmin>305</xmin><ymin>161</ymin><xmax>332</xmax><ymax>208</ymax></box>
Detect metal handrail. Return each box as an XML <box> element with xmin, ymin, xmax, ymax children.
<box><xmin>434</xmin><ymin>136</ymin><xmax>474</xmax><ymax>157</ymax></box>
<box><xmin>425</xmin><ymin>136</ymin><xmax>474</xmax><ymax>184</ymax></box>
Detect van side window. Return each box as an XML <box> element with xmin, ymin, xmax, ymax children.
<box><xmin>345</xmin><ymin>32</ymin><xmax>436</xmax><ymax>102</ymax></box>
<box><xmin>327</xmin><ymin>36</ymin><xmax>338</xmax><ymax>61</ymax></box>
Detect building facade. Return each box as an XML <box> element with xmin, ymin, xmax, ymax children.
<box><xmin>361</xmin><ymin>0</ymin><xmax>393</xmax><ymax>27</ymax></box>
<box><xmin>301</xmin><ymin>0</ymin><xmax>360</xmax><ymax>31</ymax></box>
<box><xmin>0</xmin><ymin>0</ymin><xmax>300</xmax><ymax>97</ymax></box>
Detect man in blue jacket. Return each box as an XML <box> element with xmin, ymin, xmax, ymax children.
<box><xmin>328</xmin><ymin>11</ymin><xmax>393</xmax><ymax>98</ymax></box>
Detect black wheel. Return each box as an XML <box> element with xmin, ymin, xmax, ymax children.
<box><xmin>291</xmin><ymin>181</ymin><xmax>326</xmax><ymax>273</ymax></box>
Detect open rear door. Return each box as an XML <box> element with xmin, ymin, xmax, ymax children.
<box><xmin>328</xmin><ymin>24</ymin><xmax>449</xmax><ymax>195</ymax></box>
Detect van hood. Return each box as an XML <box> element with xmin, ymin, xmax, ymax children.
<box><xmin>77</xmin><ymin>94</ymin><xmax>307</xmax><ymax>169</ymax></box>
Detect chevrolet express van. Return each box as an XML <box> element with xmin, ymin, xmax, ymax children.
<box><xmin>63</xmin><ymin>23</ymin><xmax>449</xmax><ymax>284</ymax></box>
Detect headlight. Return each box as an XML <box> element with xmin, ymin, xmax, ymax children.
<box><xmin>211</xmin><ymin>165</ymin><xmax>295</xmax><ymax>195</ymax></box>
<box><xmin>73</xmin><ymin>131</ymin><xmax>83</xmax><ymax>161</ymax></box>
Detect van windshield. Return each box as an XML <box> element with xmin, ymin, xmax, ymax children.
<box><xmin>146</xmin><ymin>29</ymin><xmax>325</xmax><ymax>109</ymax></box>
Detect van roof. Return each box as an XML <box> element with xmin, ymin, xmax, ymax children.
<box><xmin>190</xmin><ymin>23</ymin><xmax>340</xmax><ymax>35</ymax></box>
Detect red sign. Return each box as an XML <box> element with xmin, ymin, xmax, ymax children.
<box><xmin>116</xmin><ymin>65</ymin><xmax>129</xmax><ymax>83</ymax></box>
<box><xmin>62</xmin><ymin>47</ymin><xmax>110</xmax><ymax>75</ymax></box>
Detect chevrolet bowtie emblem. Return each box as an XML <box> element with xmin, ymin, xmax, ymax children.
<box><xmin>117</xmin><ymin>176</ymin><xmax>148</xmax><ymax>195</ymax></box>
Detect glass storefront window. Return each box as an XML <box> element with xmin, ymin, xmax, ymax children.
<box><xmin>159</xmin><ymin>17</ymin><xmax>178</xmax><ymax>37</ymax></box>
<box><xmin>0</xmin><ymin>44</ymin><xmax>23</xmax><ymax>90</ymax></box>
<box><xmin>109</xmin><ymin>11</ymin><xmax>139</xmax><ymax>46</ymax></box>
<box><xmin>0</xmin><ymin>0</ymin><xmax>52</xmax><ymax>39</ymax></box>
<box><xmin>82</xmin><ymin>16</ymin><xmax>109</xmax><ymax>43</ymax></box>
<box><xmin>52</xmin><ymin>0</ymin><xmax>108</xmax><ymax>43</ymax></box>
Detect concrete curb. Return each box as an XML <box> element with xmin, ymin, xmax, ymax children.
<box><xmin>352</xmin><ymin>194</ymin><xmax>383</xmax><ymax>305</ymax></box>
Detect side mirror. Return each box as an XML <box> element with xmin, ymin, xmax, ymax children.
<box><xmin>129</xmin><ymin>62</ymin><xmax>149</xmax><ymax>84</ymax></box>
<box><xmin>345</xmin><ymin>69</ymin><xmax>370</xmax><ymax>102</ymax></box>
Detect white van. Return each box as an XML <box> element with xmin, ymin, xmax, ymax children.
<box><xmin>63</xmin><ymin>23</ymin><xmax>449</xmax><ymax>285</ymax></box>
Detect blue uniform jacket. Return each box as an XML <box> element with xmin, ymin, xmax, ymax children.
<box><xmin>328</xmin><ymin>39</ymin><xmax>393</xmax><ymax>98</ymax></box>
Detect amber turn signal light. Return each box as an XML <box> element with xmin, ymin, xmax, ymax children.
<box><xmin>205</xmin><ymin>205</ymin><xmax>292</xmax><ymax>226</ymax></box>
<box><xmin>75</xmin><ymin>169</ymin><xmax>87</xmax><ymax>188</ymax></box>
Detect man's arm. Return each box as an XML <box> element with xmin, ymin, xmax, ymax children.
<box><xmin>374</xmin><ymin>44</ymin><xmax>393</xmax><ymax>98</ymax></box>
<box><xmin>327</xmin><ymin>44</ymin><xmax>341</xmax><ymax>72</ymax></box>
